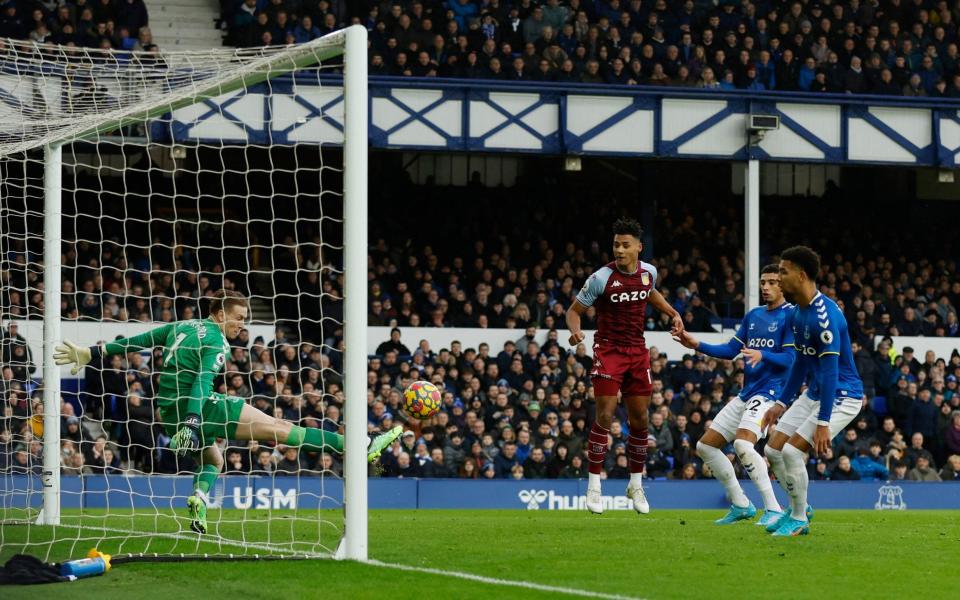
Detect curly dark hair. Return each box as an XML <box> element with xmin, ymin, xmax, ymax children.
<box><xmin>780</xmin><ymin>246</ymin><xmax>821</xmax><ymax>280</ymax></box>
<box><xmin>612</xmin><ymin>217</ymin><xmax>643</xmax><ymax>239</ymax></box>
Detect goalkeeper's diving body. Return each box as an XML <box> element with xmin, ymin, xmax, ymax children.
<box><xmin>54</xmin><ymin>290</ymin><xmax>403</xmax><ymax>534</ymax></box>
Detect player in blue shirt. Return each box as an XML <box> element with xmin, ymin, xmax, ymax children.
<box><xmin>761</xmin><ymin>246</ymin><xmax>864</xmax><ymax>537</ymax></box>
<box><xmin>673</xmin><ymin>265</ymin><xmax>794</xmax><ymax>526</ymax></box>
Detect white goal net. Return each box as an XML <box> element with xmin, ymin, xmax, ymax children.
<box><xmin>0</xmin><ymin>28</ymin><xmax>369</xmax><ymax>562</ymax></box>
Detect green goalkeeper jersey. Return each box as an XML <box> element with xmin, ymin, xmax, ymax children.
<box><xmin>101</xmin><ymin>319</ymin><xmax>231</xmax><ymax>417</ymax></box>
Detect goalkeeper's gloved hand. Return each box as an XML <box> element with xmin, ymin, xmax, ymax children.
<box><xmin>53</xmin><ymin>339</ymin><xmax>97</xmax><ymax>375</ymax></box>
<box><xmin>171</xmin><ymin>414</ymin><xmax>202</xmax><ymax>456</ymax></box>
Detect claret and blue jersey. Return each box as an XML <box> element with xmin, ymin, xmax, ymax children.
<box><xmin>575</xmin><ymin>261</ymin><xmax>658</xmax><ymax>347</ymax></box>
<box><xmin>697</xmin><ymin>302</ymin><xmax>795</xmax><ymax>401</ymax></box>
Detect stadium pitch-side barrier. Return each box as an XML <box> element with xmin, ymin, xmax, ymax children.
<box><xmin>4</xmin><ymin>476</ymin><xmax>956</xmax><ymax>511</ymax></box>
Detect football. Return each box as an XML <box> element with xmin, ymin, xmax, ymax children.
<box><xmin>403</xmin><ymin>380</ymin><xmax>442</xmax><ymax>420</ymax></box>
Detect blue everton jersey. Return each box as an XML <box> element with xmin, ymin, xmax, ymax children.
<box><xmin>732</xmin><ymin>303</ymin><xmax>795</xmax><ymax>400</ymax></box>
<box><xmin>786</xmin><ymin>292</ymin><xmax>864</xmax><ymax>402</ymax></box>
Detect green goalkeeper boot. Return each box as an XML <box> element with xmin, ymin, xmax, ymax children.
<box><xmin>187</xmin><ymin>492</ymin><xmax>208</xmax><ymax>534</ymax></box>
<box><xmin>367</xmin><ymin>426</ymin><xmax>404</xmax><ymax>462</ymax></box>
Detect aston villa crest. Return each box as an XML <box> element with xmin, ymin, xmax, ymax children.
<box><xmin>641</xmin><ymin>272</ymin><xmax>650</xmax><ymax>286</ymax></box>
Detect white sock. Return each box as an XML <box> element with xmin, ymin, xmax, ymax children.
<box><xmin>734</xmin><ymin>439</ymin><xmax>781</xmax><ymax>513</ymax></box>
<box><xmin>588</xmin><ymin>472</ymin><xmax>601</xmax><ymax>490</ymax></box>
<box><xmin>629</xmin><ymin>472</ymin><xmax>643</xmax><ymax>488</ymax></box>
<box><xmin>764</xmin><ymin>445</ymin><xmax>789</xmax><ymax>501</ymax></box>
<box><xmin>698</xmin><ymin>441</ymin><xmax>749</xmax><ymax>508</ymax></box>
<box><xmin>782</xmin><ymin>444</ymin><xmax>809</xmax><ymax>522</ymax></box>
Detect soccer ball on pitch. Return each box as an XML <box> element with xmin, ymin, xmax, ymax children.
<box><xmin>403</xmin><ymin>380</ymin><xmax>442</xmax><ymax>420</ymax></box>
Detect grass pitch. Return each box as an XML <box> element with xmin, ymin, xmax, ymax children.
<box><xmin>2</xmin><ymin>509</ymin><xmax>958</xmax><ymax>599</ymax></box>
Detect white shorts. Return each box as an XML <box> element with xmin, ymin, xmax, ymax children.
<box><xmin>709</xmin><ymin>395</ymin><xmax>774</xmax><ymax>441</ymax></box>
<box><xmin>773</xmin><ymin>392</ymin><xmax>817</xmax><ymax>438</ymax></box>
<box><xmin>775</xmin><ymin>391</ymin><xmax>862</xmax><ymax>443</ymax></box>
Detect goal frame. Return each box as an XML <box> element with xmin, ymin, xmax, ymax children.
<box><xmin>26</xmin><ymin>25</ymin><xmax>369</xmax><ymax>561</ymax></box>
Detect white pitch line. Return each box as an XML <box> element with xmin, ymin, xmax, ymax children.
<box><xmin>364</xmin><ymin>559</ymin><xmax>642</xmax><ymax>600</ymax></box>
<box><xmin>30</xmin><ymin>523</ymin><xmax>639</xmax><ymax>598</ymax></box>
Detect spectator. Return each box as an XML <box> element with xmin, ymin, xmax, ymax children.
<box><xmin>850</xmin><ymin>444</ymin><xmax>889</xmax><ymax>480</ymax></box>
<box><xmin>225</xmin><ymin>449</ymin><xmax>247</xmax><ymax>474</ymax></box>
<box><xmin>494</xmin><ymin>441</ymin><xmax>520</xmax><ymax>478</ymax></box>
<box><xmin>904</xmin><ymin>433</ymin><xmax>935</xmax><ymax>469</ymax></box>
<box><xmin>649</xmin><ymin>412</ymin><xmax>673</xmax><ymax>453</ymax></box>
<box><xmin>890</xmin><ymin>461</ymin><xmax>910</xmax><ymax>481</ymax></box>
<box><xmin>907</xmin><ymin>390</ymin><xmax>938</xmax><ymax>447</ymax></box>
<box><xmin>836</xmin><ymin>428</ymin><xmax>866</xmax><ymax>459</ymax></box>
<box><xmin>458</xmin><ymin>457</ymin><xmax>479</xmax><ymax>479</ymax></box>
<box><xmin>559</xmin><ymin>454</ymin><xmax>586</xmax><ymax>478</ymax></box>
<box><xmin>523</xmin><ymin>446</ymin><xmax>549</xmax><ymax>479</ymax></box>
<box><xmin>62</xmin><ymin>451</ymin><xmax>89</xmax><ymax>476</ymax></box>
<box><xmin>376</xmin><ymin>328</ymin><xmax>411</xmax><ymax>356</ymax></box>
<box><xmin>944</xmin><ymin>411</ymin><xmax>960</xmax><ymax>456</ymax></box>
<box><xmin>422</xmin><ymin>447</ymin><xmax>454</xmax><ymax>477</ymax></box>
<box><xmin>645</xmin><ymin>436</ymin><xmax>670</xmax><ymax>478</ymax></box>
<box><xmin>829</xmin><ymin>456</ymin><xmax>861</xmax><ymax>480</ymax></box>
<box><xmin>939</xmin><ymin>455</ymin><xmax>960</xmax><ymax>481</ymax></box>
<box><xmin>908</xmin><ymin>455</ymin><xmax>942</xmax><ymax>481</ymax></box>
<box><xmin>390</xmin><ymin>451</ymin><xmax>418</xmax><ymax>478</ymax></box>
<box><xmin>251</xmin><ymin>448</ymin><xmax>275</xmax><ymax>476</ymax></box>
<box><xmin>91</xmin><ymin>447</ymin><xmax>122</xmax><ymax>475</ymax></box>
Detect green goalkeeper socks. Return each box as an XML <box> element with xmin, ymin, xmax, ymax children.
<box><xmin>194</xmin><ymin>463</ymin><xmax>220</xmax><ymax>495</ymax></box>
<box><xmin>286</xmin><ymin>425</ymin><xmax>343</xmax><ymax>453</ymax></box>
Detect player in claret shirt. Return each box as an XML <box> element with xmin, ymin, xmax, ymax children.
<box><xmin>55</xmin><ymin>290</ymin><xmax>402</xmax><ymax>534</ymax></box>
<box><xmin>566</xmin><ymin>218</ymin><xmax>683</xmax><ymax>515</ymax></box>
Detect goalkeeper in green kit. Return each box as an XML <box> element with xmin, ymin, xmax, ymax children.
<box><xmin>54</xmin><ymin>290</ymin><xmax>402</xmax><ymax>534</ymax></box>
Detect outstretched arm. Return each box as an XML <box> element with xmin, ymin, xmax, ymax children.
<box><xmin>54</xmin><ymin>323</ymin><xmax>176</xmax><ymax>375</ymax></box>
<box><xmin>696</xmin><ymin>337</ymin><xmax>743</xmax><ymax>360</ymax></box>
<box><xmin>101</xmin><ymin>323</ymin><xmax>175</xmax><ymax>356</ymax></box>
<box><xmin>680</xmin><ymin>316</ymin><xmax>747</xmax><ymax>360</ymax></box>
<box><xmin>648</xmin><ymin>288</ymin><xmax>683</xmax><ymax>335</ymax></box>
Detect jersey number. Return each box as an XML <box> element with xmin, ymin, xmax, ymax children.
<box><xmin>746</xmin><ymin>399</ymin><xmax>762</xmax><ymax>411</ymax></box>
<box><xmin>163</xmin><ymin>333</ymin><xmax>188</xmax><ymax>367</ymax></box>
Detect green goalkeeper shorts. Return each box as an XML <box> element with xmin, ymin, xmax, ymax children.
<box><xmin>159</xmin><ymin>392</ymin><xmax>245</xmax><ymax>445</ymax></box>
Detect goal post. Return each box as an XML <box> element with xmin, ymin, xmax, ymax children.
<box><xmin>0</xmin><ymin>25</ymin><xmax>369</xmax><ymax>561</ymax></box>
<box><xmin>339</xmin><ymin>24</ymin><xmax>369</xmax><ymax>563</ymax></box>
<box><xmin>40</xmin><ymin>143</ymin><xmax>62</xmax><ymax>527</ymax></box>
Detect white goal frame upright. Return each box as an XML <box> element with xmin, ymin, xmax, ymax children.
<box><xmin>4</xmin><ymin>26</ymin><xmax>369</xmax><ymax>561</ymax></box>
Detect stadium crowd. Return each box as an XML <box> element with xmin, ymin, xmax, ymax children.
<box><xmin>1</xmin><ymin>184</ymin><xmax>960</xmax><ymax>482</ymax></box>
<box><xmin>0</xmin><ymin>0</ymin><xmax>153</xmax><ymax>51</ymax></box>
<box><xmin>224</xmin><ymin>0</ymin><xmax>960</xmax><ymax>96</ymax></box>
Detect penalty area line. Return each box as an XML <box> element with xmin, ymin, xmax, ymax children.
<box><xmin>364</xmin><ymin>559</ymin><xmax>643</xmax><ymax>600</ymax></box>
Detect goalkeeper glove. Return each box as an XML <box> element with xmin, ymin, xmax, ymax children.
<box><xmin>53</xmin><ymin>339</ymin><xmax>98</xmax><ymax>375</ymax></box>
<box><xmin>171</xmin><ymin>414</ymin><xmax>202</xmax><ymax>456</ymax></box>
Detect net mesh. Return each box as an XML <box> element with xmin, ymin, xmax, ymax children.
<box><xmin>0</xmin><ymin>35</ymin><xmax>345</xmax><ymax>156</ymax></box>
<box><xmin>0</xmin><ymin>34</ymin><xmax>351</xmax><ymax>560</ymax></box>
